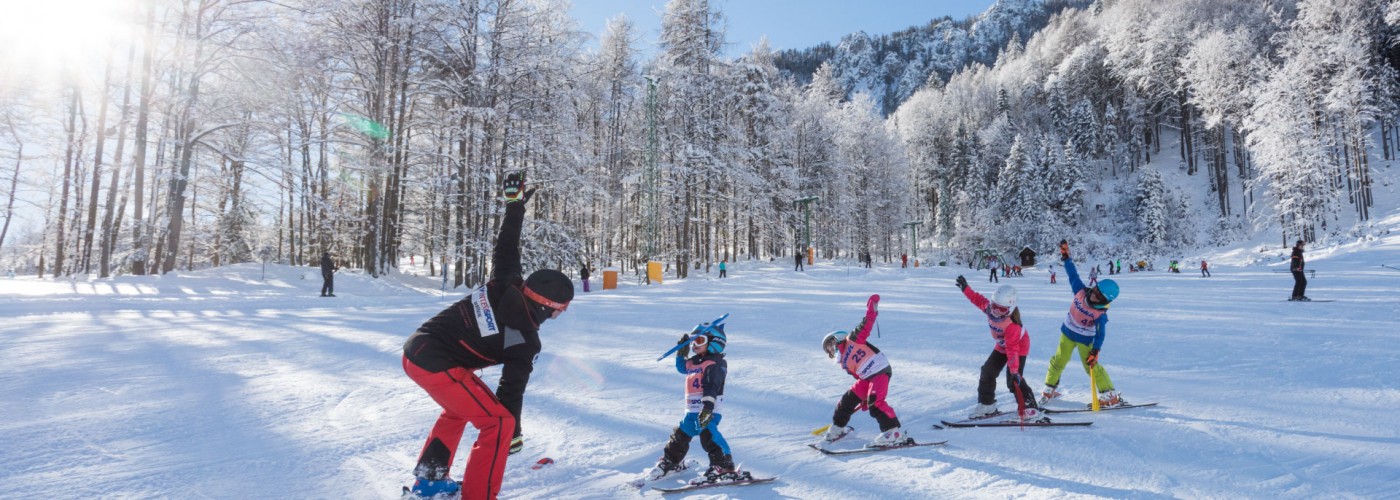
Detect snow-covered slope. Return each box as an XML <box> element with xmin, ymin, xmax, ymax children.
<box><xmin>2</xmin><ymin>230</ymin><xmax>1398</xmax><ymax>498</ymax></box>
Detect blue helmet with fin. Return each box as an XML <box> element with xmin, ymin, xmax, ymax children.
<box><xmin>689</xmin><ymin>317</ymin><xmax>728</xmax><ymax>355</ymax></box>
<box><xmin>705</xmin><ymin>323</ymin><xmax>727</xmax><ymax>354</ymax></box>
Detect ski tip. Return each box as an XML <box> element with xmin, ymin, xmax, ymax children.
<box><xmin>930</xmin><ymin>423</ymin><xmax>944</xmax><ymax>430</ymax></box>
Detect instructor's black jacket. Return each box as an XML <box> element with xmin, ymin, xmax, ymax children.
<box><xmin>403</xmin><ymin>202</ymin><xmax>542</xmax><ymax>438</ymax></box>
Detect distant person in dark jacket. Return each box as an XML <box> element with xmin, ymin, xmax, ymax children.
<box><xmin>320</xmin><ymin>252</ymin><xmax>338</xmax><ymax>297</ymax></box>
<box><xmin>581</xmin><ymin>264</ymin><xmax>591</xmax><ymax>292</ymax></box>
<box><xmin>795</xmin><ymin>251</ymin><xmax>804</xmax><ymax>271</ymax></box>
<box><xmin>401</xmin><ymin>172</ymin><xmax>574</xmax><ymax>499</ymax></box>
<box><xmin>1289</xmin><ymin>240</ymin><xmax>1309</xmax><ymax>301</ymax></box>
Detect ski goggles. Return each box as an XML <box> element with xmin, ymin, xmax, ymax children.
<box><xmin>1087</xmin><ymin>288</ymin><xmax>1110</xmax><ymax>309</ymax></box>
<box><xmin>691</xmin><ymin>334</ymin><xmax>709</xmax><ymax>349</ymax></box>
<box><xmin>989</xmin><ymin>303</ymin><xmax>1011</xmax><ymax>317</ymax></box>
<box><xmin>522</xmin><ymin>286</ymin><xmax>570</xmax><ymax>317</ymax></box>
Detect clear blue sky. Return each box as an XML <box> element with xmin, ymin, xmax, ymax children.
<box><xmin>569</xmin><ymin>0</ymin><xmax>999</xmax><ymax>57</ymax></box>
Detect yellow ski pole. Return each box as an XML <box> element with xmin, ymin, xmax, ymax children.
<box><xmin>811</xmin><ymin>424</ymin><xmax>831</xmax><ymax>436</ymax></box>
<box><xmin>1090</xmin><ymin>363</ymin><xmax>1101</xmax><ymax>412</ymax></box>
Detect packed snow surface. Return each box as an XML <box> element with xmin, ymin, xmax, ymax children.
<box><xmin>3</xmin><ymin>229</ymin><xmax>1400</xmax><ymax>498</ymax></box>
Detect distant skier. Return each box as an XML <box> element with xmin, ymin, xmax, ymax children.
<box><xmin>1289</xmin><ymin>239</ymin><xmax>1309</xmax><ymax>301</ymax></box>
<box><xmin>1087</xmin><ymin>265</ymin><xmax>1098</xmax><ymax>286</ymax></box>
<box><xmin>1041</xmin><ymin>240</ymin><xmax>1127</xmax><ymax>408</ymax></box>
<box><xmin>1050</xmin><ymin>265</ymin><xmax>1058</xmax><ymax>284</ymax></box>
<box><xmin>580</xmin><ymin>264</ymin><xmax>591</xmax><ymax>292</ymax></box>
<box><xmin>718</xmin><ymin>260</ymin><xmax>727</xmax><ymax>279</ymax></box>
<box><xmin>400</xmin><ymin>172</ymin><xmax>574</xmax><ymax>500</ymax></box>
<box><xmin>642</xmin><ymin>318</ymin><xmax>747</xmax><ymax>486</ymax></box>
<box><xmin>901</xmin><ymin>254</ymin><xmax>908</xmax><ymax>268</ymax></box>
<box><xmin>795</xmin><ymin>251</ymin><xmax>805</xmax><ymax>272</ymax></box>
<box><xmin>1200</xmin><ymin>260</ymin><xmax>1210</xmax><ymax>278</ymax></box>
<box><xmin>988</xmin><ymin>263</ymin><xmax>999</xmax><ymax>283</ymax></box>
<box><xmin>818</xmin><ymin>295</ymin><xmax>911</xmax><ymax>448</ymax></box>
<box><xmin>320</xmin><ymin>251</ymin><xmax>339</xmax><ymax>297</ymax></box>
<box><xmin>955</xmin><ymin>277</ymin><xmax>1040</xmax><ymax>420</ymax></box>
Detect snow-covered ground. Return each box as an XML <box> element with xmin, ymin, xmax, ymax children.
<box><xmin>3</xmin><ymin>223</ymin><xmax>1400</xmax><ymax>499</ymax></box>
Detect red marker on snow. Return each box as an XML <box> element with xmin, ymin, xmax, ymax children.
<box><xmin>531</xmin><ymin>457</ymin><xmax>554</xmax><ymax>470</ymax></box>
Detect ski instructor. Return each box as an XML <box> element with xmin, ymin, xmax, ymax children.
<box><xmin>401</xmin><ymin>172</ymin><xmax>575</xmax><ymax>499</ymax></box>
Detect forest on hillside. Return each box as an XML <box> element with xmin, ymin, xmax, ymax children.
<box><xmin>1</xmin><ymin>0</ymin><xmax>1397</xmax><ymax>285</ymax></box>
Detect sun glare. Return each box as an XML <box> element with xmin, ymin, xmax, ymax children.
<box><xmin>0</xmin><ymin>0</ymin><xmax>136</xmax><ymax>84</ymax></box>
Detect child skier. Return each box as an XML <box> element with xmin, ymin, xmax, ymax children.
<box><xmin>955</xmin><ymin>277</ymin><xmax>1041</xmax><ymax>420</ymax></box>
<box><xmin>819</xmin><ymin>294</ymin><xmax>911</xmax><ymax>447</ymax></box>
<box><xmin>642</xmin><ymin>318</ymin><xmax>750</xmax><ymax>486</ymax></box>
<box><xmin>1041</xmin><ymin>240</ymin><xmax>1126</xmax><ymax>407</ymax></box>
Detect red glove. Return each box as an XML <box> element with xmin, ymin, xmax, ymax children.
<box><xmin>1086</xmin><ymin>349</ymin><xmax>1099</xmax><ymax>367</ymax></box>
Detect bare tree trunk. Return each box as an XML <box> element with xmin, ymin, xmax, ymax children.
<box><xmin>130</xmin><ymin>1</ymin><xmax>157</xmax><ymax>275</ymax></box>
<box><xmin>100</xmin><ymin>39</ymin><xmax>137</xmax><ymax>278</ymax></box>
<box><xmin>83</xmin><ymin>49</ymin><xmax>118</xmax><ymax>274</ymax></box>
<box><xmin>54</xmin><ymin>88</ymin><xmax>81</xmax><ymax>277</ymax></box>
<box><xmin>0</xmin><ymin>140</ymin><xmax>20</xmax><ymax>254</ymax></box>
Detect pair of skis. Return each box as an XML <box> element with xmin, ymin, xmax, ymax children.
<box><xmin>631</xmin><ymin>459</ymin><xmax>777</xmax><ymax>494</ymax></box>
<box><xmin>935</xmin><ymin>401</ymin><xmax>1158</xmax><ymax>428</ymax></box>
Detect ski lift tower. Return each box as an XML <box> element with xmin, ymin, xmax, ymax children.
<box><xmin>793</xmin><ymin>196</ymin><xmax>819</xmax><ymax>263</ymax></box>
<box><xmin>904</xmin><ymin>221</ymin><xmax>923</xmax><ymax>261</ymax></box>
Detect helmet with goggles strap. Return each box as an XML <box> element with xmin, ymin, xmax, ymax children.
<box><xmin>990</xmin><ymin>285</ymin><xmax>1018</xmax><ymax>317</ymax></box>
<box><xmin>822</xmin><ymin>330</ymin><xmax>849</xmax><ymax>358</ymax></box>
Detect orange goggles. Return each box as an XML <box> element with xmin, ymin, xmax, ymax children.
<box><xmin>522</xmin><ymin>286</ymin><xmax>570</xmax><ymax>313</ymax></box>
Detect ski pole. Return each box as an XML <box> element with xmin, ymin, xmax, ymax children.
<box><xmin>1089</xmin><ymin>365</ymin><xmax>1101</xmax><ymax>412</ymax></box>
<box><xmin>811</xmin><ymin>424</ymin><xmax>832</xmax><ymax>436</ymax></box>
<box><xmin>655</xmin><ymin>313</ymin><xmax>729</xmax><ymax>361</ymax></box>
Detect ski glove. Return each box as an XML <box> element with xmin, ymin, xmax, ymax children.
<box><xmin>955</xmin><ymin>275</ymin><xmax>968</xmax><ymax>291</ymax></box>
<box><xmin>502</xmin><ymin>172</ymin><xmax>536</xmax><ymax>203</ymax></box>
<box><xmin>697</xmin><ymin>401</ymin><xmax>715</xmax><ymax>428</ymax></box>
<box><xmin>1059</xmin><ymin>239</ymin><xmax>1070</xmax><ymax>260</ymax></box>
<box><xmin>1008</xmin><ymin>372</ymin><xmax>1023</xmax><ymax>387</ymax></box>
<box><xmin>509</xmin><ymin>436</ymin><xmax>524</xmax><ymax>455</ymax></box>
<box><xmin>1086</xmin><ymin>349</ymin><xmax>1099</xmax><ymax>368</ymax></box>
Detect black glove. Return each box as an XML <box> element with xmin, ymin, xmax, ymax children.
<box><xmin>955</xmin><ymin>275</ymin><xmax>968</xmax><ymax>291</ymax></box>
<box><xmin>509</xmin><ymin>436</ymin><xmax>523</xmax><ymax>454</ymax></box>
<box><xmin>675</xmin><ymin>333</ymin><xmax>690</xmax><ymax>358</ymax></box>
<box><xmin>503</xmin><ymin>172</ymin><xmax>536</xmax><ymax>203</ymax></box>
<box><xmin>1086</xmin><ymin>348</ymin><xmax>1099</xmax><ymax>367</ymax></box>
<box><xmin>1009</xmin><ymin>372</ymin><xmax>1023</xmax><ymax>387</ymax></box>
<box><xmin>698</xmin><ymin>401</ymin><xmax>715</xmax><ymax>428</ymax></box>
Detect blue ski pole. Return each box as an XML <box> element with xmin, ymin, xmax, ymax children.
<box><xmin>656</xmin><ymin>313</ymin><xmax>729</xmax><ymax>361</ymax></box>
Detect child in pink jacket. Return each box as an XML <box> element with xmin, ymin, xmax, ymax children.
<box><xmin>819</xmin><ymin>294</ymin><xmax>910</xmax><ymax>447</ymax></box>
<box><xmin>956</xmin><ymin>276</ymin><xmax>1040</xmax><ymax>420</ymax></box>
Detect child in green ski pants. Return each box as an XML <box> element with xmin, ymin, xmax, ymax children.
<box><xmin>1041</xmin><ymin>240</ymin><xmax>1125</xmax><ymax>407</ymax></box>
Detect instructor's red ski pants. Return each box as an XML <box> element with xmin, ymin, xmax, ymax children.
<box><xmin>404</xmin><ymin>356</ymin><xmax>514</xmax><ymax>500</ymax></box>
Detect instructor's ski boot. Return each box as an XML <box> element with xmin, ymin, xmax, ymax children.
<box><xmin>405</xmin><ymin>477</ymin><xmax>459</xmax><ymax>499</ymax></box>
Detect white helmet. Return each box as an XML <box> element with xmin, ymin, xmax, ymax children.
<box><xmin>822</xmin><ymin>330</ymin><xmax>849</xmax><ymax>358</ymax></box>
<box><xmin>990</xmin><ymin>285</ymin><xmax>1017</xmax><ymax>317</ymax></box>
<box><xmin>992</xmin><ymin>285</ymin><xmax>1018</xmax><ymax>308</ymax></box>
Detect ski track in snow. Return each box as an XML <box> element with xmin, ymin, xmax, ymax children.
<box><xmin>1</xmin><ymin>242</ymin><xmax>1398</xmax><ymax>499</ymax></box>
